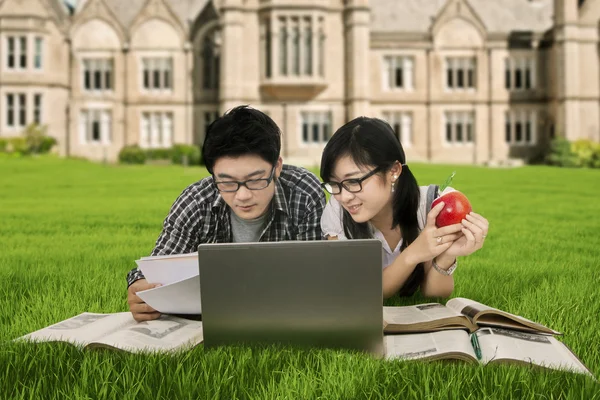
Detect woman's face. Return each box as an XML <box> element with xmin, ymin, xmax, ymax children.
<box><xmin>329</xmin><ymin>156</ymin><xmax>399</xmax><ymax>224</ymax></box>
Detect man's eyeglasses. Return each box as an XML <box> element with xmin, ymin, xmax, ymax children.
<box><xmin>214</xmin><ymin>166</ymin><xmax>276</xmax><ymax>192</ymax></box>
<box><xmin>321</xmin><ymin>167</ymin><xmax>383</xmax><ymax>195</ymax></box>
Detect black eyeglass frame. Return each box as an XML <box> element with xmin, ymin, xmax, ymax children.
<box><xmin>213</xmin><ymin>165</ymin><xmax>277</xmax><ymax>193</ymax></box>
<box><xmin>321</xmin><ymin>166</ymin><xmax>383</xmax><ymax>195</ymax></box>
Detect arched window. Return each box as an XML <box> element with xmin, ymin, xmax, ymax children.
<box><xmin>202</xmin><ymin>29</ymin><xmax>221</xmax><ymax>90</ymax></box>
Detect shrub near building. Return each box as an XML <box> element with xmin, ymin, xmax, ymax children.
<box><xmin>118</xmin><ymin>144</ymin><xmax>202</xmax><ymax>166</ymax></box>
<box><xmin>547</xmin><ymin>138</ymin><xmax>600</xmax><ymax>168</ymax></box>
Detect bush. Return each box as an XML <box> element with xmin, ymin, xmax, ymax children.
<box><xmin>546</xmin><ymin>137</ymin><xmax>578</xmax><ymax>167</ymax></box>
<box><xmin>571</xmin><ymin>139</ymin><xmax>600</xmax><ymax>168</ymax></box>
<box><xmin>171</xmin><ymin>144</ymin><xmax>202</xmax><ymax>166</ymax></box>
<box><xmin>145</xmin><ymin>148</ymin><xmax>173</xmax><ymax>161</ymax></box>
<box><xmin>38</xmin><ymin>136</ymin><xmax>57</xmax><ymax>154</ymax></box>
<box><xmin>546</xmin><ymin>137</ymin><xmax>600</xmax><ymax>168</ymax></box>
<box><xmin>7</xmin><ymin>137</ymin><xmax>30</xmax><ymax>155</ymax></box>
<box><xmin>118</xmin><ymin>145</ymin><xmax>147</xmax><ymax>164</ymax></box>
<box><xmin>0</xmin><ymin>138</ymin><xmax>7</xmax><ymax>153</ymax></box>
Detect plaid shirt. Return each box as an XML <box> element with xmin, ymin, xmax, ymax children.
<box><xmin>127</xmin><ymin>164</ymin><xmax>326</xmax><ymax>287</ymax></box>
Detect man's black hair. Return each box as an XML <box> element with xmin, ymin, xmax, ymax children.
<box><xmin>202</xmin><ymin>105</ymin><xmax>281</xmax><ymax>174</ymax></box>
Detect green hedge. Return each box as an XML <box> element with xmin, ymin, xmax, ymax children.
<box><xmin>547</xmin><ymin>138</ymin><xmax>600</xmax><ymax>168</ymax></box>
<box><xmin>118</xmin><ymin>145</ymin><xmax>147</xmax><ymax>165</ymax></box>
<box><xmin>171</xmin><ymin>144</ymin><xmax>202</xmax><ymax>166</ymax></box>
<box><xmin>0</xmin><ymin>134</ymin><xmax>57</xmax><ymax>156</ymax></box>
<box><xmin>118</xmin><ymin>144</ymin><xmax>202</xmax><ymax>166</ymax></box>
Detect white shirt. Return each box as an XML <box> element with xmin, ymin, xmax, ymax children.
<box><xmin>321</xmin><ymin>185</ymin><xmax>447</xmax><ymax>269</ymax></box>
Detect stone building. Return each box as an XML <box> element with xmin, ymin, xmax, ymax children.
<box><xmin>0</xmin><ymin>0</ymin><xmax>598</xmax><ymax>165</ymax></box>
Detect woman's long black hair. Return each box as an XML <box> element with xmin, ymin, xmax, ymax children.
<box><xmin>320</xmin><ymin>117</ymin><xmax>423</xmax><ymax>296</ymax></box>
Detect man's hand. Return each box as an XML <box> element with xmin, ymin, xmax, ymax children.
<box><xmin>127</xmin><ymin>279</ymin><xmax>162</xmax><ymax>322</ymax></box>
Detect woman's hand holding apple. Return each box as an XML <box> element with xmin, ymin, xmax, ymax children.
<box><xmin>438</xmin><ymin>212</ymin><xmax>489</xmax><ymax>258</ymax></box>
<box><xmin>429</xmin><ymin>188</ymin><xmax>489</xmax><ymax>258</ymax></box>
<box><xmin>404</xmin><ymin>201</ymin><xmax>464</xmax><ymax>265</ymax></box>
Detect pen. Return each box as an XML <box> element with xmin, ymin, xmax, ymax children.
<box><xmin>471</xmin><ymin>333</ymin><xmax>482</xmax><ymax>361</ymax></box>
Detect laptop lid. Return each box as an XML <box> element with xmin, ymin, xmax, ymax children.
<box><xmin>198</xmin><ymin>239</ymin><xmax>383</xmax><ymax>356</ymax></box>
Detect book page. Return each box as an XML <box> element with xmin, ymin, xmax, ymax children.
<box><xmin>383</xmin><ymin>303</ymin><xmax>464</xmax><ymax>324</ymax></box>
<box><xmin>91</xmin><ymin>315</ymin><xmax>203</xmax><ymax>353</ymax></box>
<box><xmin>384</xmin><ymin>330</ymin><xmax>476</xmax><ymax>362</ymax></box>
<box><xmin>447</xmin><ymin>298</ymin><xmax>559</xmax><ymax>334</ymax></box>
<box><xmin>446</xmin><ymin>297</ymin><xmax>494</xmax><ymax>320</ymax></box>
<box><xmin>475</xmin><ymin>328</ymin><xmax>592</xmax><ymax>377</ymax></box>
<box><xmin>136</xmin><ymin>253</ymin><xmax>199</xmax><ymax>285</ymax></box>
<box><xmin>18</xmin><ymin>312</ymin><xmax>134</xmax><ymax>346</ymax></box>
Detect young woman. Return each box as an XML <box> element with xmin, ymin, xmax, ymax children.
<box><xmin>320</xmin><ymin>117</ymin><xmax>489</xmax><ymax>299</ymax></box>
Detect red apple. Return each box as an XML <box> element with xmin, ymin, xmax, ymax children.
<box><xmin>431</xmin><ymin>190</ymin><xmax>472</xmax><ymax>227</ymax></box>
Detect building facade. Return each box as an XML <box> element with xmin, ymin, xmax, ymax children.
<box><xmin>0</xmin><ymin>0</ymin><xmax>598</xmax><ymax>165</ymax></box>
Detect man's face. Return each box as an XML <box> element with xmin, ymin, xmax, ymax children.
<box><xmin>212</xmin><ymin>154</ymin><xmax>283</xmax><ymax>220</ymax></box>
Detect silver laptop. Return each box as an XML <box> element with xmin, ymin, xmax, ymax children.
<box><xmin>198</xmin><ymin>239</ymin><xmax>383</xmax><ymax>356</ymax></box>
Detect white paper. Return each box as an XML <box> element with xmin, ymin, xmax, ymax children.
<box><xmin>136</xmin><ymin>275</ymin><xmax>201</xmax><ymax>314</ymax></box>
<box><xmin>135</xmin><ymin>253</ymin><xmax>199</xmax><ymax>285</ymax></box>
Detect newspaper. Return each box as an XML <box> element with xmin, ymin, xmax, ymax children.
<box><xmin>18</xmin><ymin>312</ymin><xmax>203</xmax><ymax>354</ymax></box>
<box><xmin>385</xmin><ymin>330</ymin><xmax>477</xmax><ymax>362</ymax></box>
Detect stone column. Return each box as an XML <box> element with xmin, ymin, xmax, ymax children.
<box><xmin>219</xmin><ymin>0</ymin><xmax>244</xmax><ymax>112</ymax></box>
<box><xmin>344</xmin><ymin>0</ymin><xmax>370</xmax><ymax>120</ymax></box>
<box><xmin>553</xmin><ymin>0</ymin><xmax>580</xmax><ymax>141</ymax></box>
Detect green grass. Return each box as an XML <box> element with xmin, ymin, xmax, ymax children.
<box><xmin>1</xmin><ymin>155</ymin><xmax>599</xmax><ymax>399</ymax></box>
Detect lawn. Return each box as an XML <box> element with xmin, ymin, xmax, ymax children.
<box><xmin>1</xmin><ymin>155</ymin><xmax>599</xmax><ymax>399</ymax></box>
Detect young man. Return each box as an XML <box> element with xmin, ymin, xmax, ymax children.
<box><xmin>126</xmin><ymin>106</ymin><xmax>326</xmax><ymax>321</ymax></box>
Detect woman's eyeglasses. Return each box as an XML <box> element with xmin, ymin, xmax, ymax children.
<box><xmin>321</xmin><ymin>167</ymin><xmax>383</xmax><ymax>195</ymax></box>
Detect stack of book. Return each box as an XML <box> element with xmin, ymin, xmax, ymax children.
<box><xmin>382</xmin><ymin>297</ymin><xmax>593</xmax><ymax>377</ymax></box>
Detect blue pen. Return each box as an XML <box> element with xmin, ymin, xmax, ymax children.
<box><xmin>471</xmin><ymin>333</ymin><xmax>482</xmax><ymax>361</ymax></box>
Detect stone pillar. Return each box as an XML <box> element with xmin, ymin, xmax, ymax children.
<box><xmin>219</xmin><ymin>0</ymin><xmax>244</xmax><ymax>112</ymax></box>
<box><xmin>344</xmin><ymin>0</ymin><xmax>370</xmax><ymax>120</ymax></box>
<box><xmin>554</xmin><ymin>0</ymin><xmax>580</xmax><ymax>141</ymax></box>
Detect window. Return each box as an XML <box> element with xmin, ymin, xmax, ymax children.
<box><xmin>204</xmin><ymin>111</ymin><xmax>219</xmax><ymax>137</ymax></box>
<box><xmin>505</xmin><ymin>110</ymin><xmax>536</xmax><ymax>145</ymax></box>
<box><xmin>444</xmin><ymin>111</ymin><xmax>474</xmax><ymax>145</ymax></box>
<box><xmin>140</xmin><ymin>112</ymin><xmax>173</xmax><ymax>148</ymax></box>
<box><xmin>142</xmin><ymin>58</ymin><xmax>173</xmax><ymax>91</ymax></box>
<box><xmin>7</xmin><ymin>37</ymin><xmax>15</xmax><ymax>69</ymax></box>
<box><xmin>202</xmin><ymin>30</ymin><xmax>221</xmax><ymax>90</ymax></box>
<box><xmin>382</xmin><ymin>111</ymin><xmax>412</xmax><ymax>146</ymax></box>
<box><xmin>5</xmin><ymin>35</ymin><xmax>28</xmax><ymax>70</ymax></box>
<box><xmin>34</xmin><ymin>37</ymin><xmax>43</xmax><ymax>69</ymax></box>
<box><xmin>505</xmin><ymin>57</ymin><xmax>535</xmax><ymax>90</ymax></box>
<box><xmin>262</xmin><ymin>15</ymin><xmax>324</xmax><ymax>78</ymax></box>
<box><xmin>80</xmin><ymin>110</ymin><xmax>112</xmax><ymax>144</ymax></box>
<box><xmin>301</xmin><ymin>111</ymin><xmax>331</xmax><ymax>144</ymax></box>
<box><xmin>5</xmin><ymin>93</ymin><xmax>31</xmax><ymax>129</ymax></box>
<box><xmin>19</xmin><ymin>37</ymin><xmax>27</xmax><ymax>68</ymax></box>
<box><xmin>82</xmin><ymin>59</ymin><xmax>113</xmax><ymax>92</ymax></box>
<box><xmin>445</xmin><ymin>57</ymin><xmax>476</xmax><ymax>90</ymax></box>
<box><xmin>383</xmin><ymin>56</ymin><xmax>414</xmax><ymax>90</ymax></box>
<box><xmin>33</xmin><ymin>94</ymin><xmax>42</xmax><ymax>124</ymax></box>
<box><xmin>6</xmin><ymin>94</ymin><xmax>14</xmax><ymax>127</ymax></box>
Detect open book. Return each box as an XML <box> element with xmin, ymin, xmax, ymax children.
<box><xmin>384</xmin><ymin>327</ymin><xmax>593</xmax><ymax>378</ymax></box>
<box><xmin>18</xmin><ymin>312</ymin><xmax>203</xmax><ymax>354</ymax></box>
<box><xmin>134</xmin><ymin>252</ymin><xmax>201</xmax><ymax>314</ymax></box>
<box><xmin>384</xmin><ymin>297</ymin><xmax>560</xmax><ymax>335</ymax></box>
